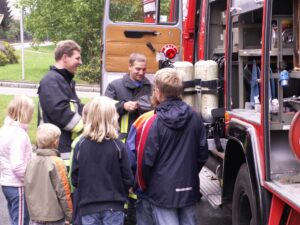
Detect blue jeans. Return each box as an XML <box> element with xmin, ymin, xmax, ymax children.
<box><xmin>2</xmin><ymin>186</ymin><xmax>30</xmax><ymax>225</ymax></box>
<box><xmin>81</xmin><ymin>210</ymin><xmax>124</xmax><ymax>225</ymax></box>
<box><xmin>151</xmin><ymin>204</ymin><xmax>197</xmax><ymax>225</ymax></box>
<box><xmin>71</xmin><ymin>189</ymin><xmax>82</xmax><ymax>225</ymax></box>
<box><xmin>135</xmin><ymin>199</ymin><xmax>154</xmax><ymax>225</ymax></box>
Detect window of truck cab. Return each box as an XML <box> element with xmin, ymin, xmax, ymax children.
<box><xmin>109</xmin><ymin>0</ymin><xmax>179</xmax><ymax>24</ymax></box>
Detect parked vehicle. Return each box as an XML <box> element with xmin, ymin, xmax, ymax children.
<box><xmin>101</xmin><ymin>1</ymin><xmax>300</xmax><ymax>224</ymax></box>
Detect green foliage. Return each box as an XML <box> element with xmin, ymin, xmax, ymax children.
<box><xmin>2</xmin><ymin>41</ymin><xmax>18</xmax><ymax>63</ymax></box>
<box><xmin>20</xmin><ymin>0</ymin><xmax>104</xmax><ymax>64</ymax></box>
<box><xmin>0</xmin><ymin>41</ymin><xmax>18</xmax><ymax>66</ymax></box>
<box><xmin>0</xmin><ymin>51</ymin><xmax>9</xmax><ymax>66</ymax></box>
<box><xmin>77</xmin><ymin>56</ymin><xmax>101</xmax><ymax>83</ymax></box>
<box><xmin>0</xmin><ymin>0</ymin><xmax>12</xmax><ymax>30</ymax></box>
<box><xmin>110</xmin><ymin>0</ymin><xmax>143</xmax><ymax>22</ymax></box>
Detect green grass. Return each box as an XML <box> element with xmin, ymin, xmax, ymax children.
<box><xmin>0</xmin><ymin>45</ymin><xmax>87</xmax><ymax>84</ymax></box>
<box><xmin>0</xmin><ymin>46</ymin><xmax>55</xmax><ymax>82</ymax></box>
<box><xmin>0</xmin><ymin>95</ymin><xmax>90</xmax><ymax>145</ymax></box>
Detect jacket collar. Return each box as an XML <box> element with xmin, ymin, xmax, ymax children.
<box><xmin>36</xmin><ymin>149</ymin><xmax>61</xmax><ymax>157</ymax></box>
<box><xmin>50</xmin><ymin>66</ymin><xmax>74</xmax><ymax>84</ymax></box>
<box><xmin>4</xmin><ymin>116</ymin><xmax>29</xmax><ymax>131</ymax></box>
<box><xmin>123</xmin><ymin>74</ymin><xmax>150</xmax><ymax>89</ymax></box>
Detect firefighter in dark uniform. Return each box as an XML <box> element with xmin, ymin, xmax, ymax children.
<box><xmin>105</xmin><ymin>53</ymin><xmax>152</xmax><ymax>225</ymax></box>
<box><xmin>38</xmin><ymin>40</ymin><xmax>84</xmax><ymax>166</ymax></box>
<box><xmin>105</xmin><ymin>53</ymin><xmax>152</xmax><ymax>142</ymax></box>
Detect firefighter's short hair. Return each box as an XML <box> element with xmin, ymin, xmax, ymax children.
<box><xmin>154</xmin><ymin>68</ymin><xmax>183</xmax><ymax>98</ymax></box>
<box><xmin>54</xmin><ymin>40</ymin><xmax>81</xmax><ymax>61</ymax></box>
<box><xmin>37</xmin><ymin>123</ymin><xmax>61</xmax><ymax>149</ymax></box>
<box><xmin>129</xmin><ymin>53</ymin><xmax>147</xmax><ymax>66</ymax></box>
<box><xmin>7</xmin><ymin>95</ymin><xmax>34</xmax><ymax>124</ymax></box>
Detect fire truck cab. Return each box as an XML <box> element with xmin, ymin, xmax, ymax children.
<box><xmin>101</xmin><ymin>0</ymin><xmax>300</xmax><ymax>224</ymax></box>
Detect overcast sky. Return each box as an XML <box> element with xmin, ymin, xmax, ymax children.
<box><xmin>8</xmin><ymin>0</ymin><xmax>20</xmax><ymax>17</ymax></box>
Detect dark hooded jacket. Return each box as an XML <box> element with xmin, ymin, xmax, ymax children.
<box><xmin>139</xmin><ymin>98</ymin><xmax>208</xmax><ymax>208</ymax></box>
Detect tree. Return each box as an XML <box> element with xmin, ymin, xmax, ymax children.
<box><xmin>0</xmin><ymin>0</ymin><xmax>12</xmax><ymax>39</ymax></box>
<box><xmin>18</xmin><ymin>0</ymin><xmax>145</xmax><ymax>82</ymax></box>
<box><xmin>20</xmin><ymin>0</ymin><xmax>104</xmax><ymax>63</ymax></box>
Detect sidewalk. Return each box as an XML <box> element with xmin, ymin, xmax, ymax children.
<box><xmin>0</xmin><ymin>80</ymin><xmax>101</xmax><ymax>93</ymax></box>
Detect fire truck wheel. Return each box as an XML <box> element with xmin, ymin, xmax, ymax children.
<box><xmin>232</xmin><ymin>164</ymin><xmax>258</xmax><ymax>225</ymax></box>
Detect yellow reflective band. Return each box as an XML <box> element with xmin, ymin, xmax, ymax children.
<box><xmin>120</xmin><ymin>113</ymin><xmax>129</xmax><ymax>143</ymax></box>
<box><xmin>70</xmin><ymin>102</ymin><xmax>75</xmax><ymax>112</ymax></box>
<box><xmin>120</xmin><ymin>113</ymin><xmax>129</xmax><ymax>133</ymax></box>
<box><xmin>72</xmin><ymin>119</ymin><xmax>83</xmax><ymax>133</ymax></box>
<box><xmin>128</xmin><ymin>193</ymin><xmax>138</xmax><ymax>200</ymax></box>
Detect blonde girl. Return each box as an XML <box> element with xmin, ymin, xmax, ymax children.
<box><xmin>71</xmin><ymin>96</ymin><xmax>133</xmax><ymax>225</ymax></box>
<box><xmin>69</xmin><ymin>100</ymin><xmax>91</xmax><ymax>225</ymax></box>
<box><xmin>0</xmin><ymin>95</ymin><xmax>34</xmax><ymax>225</ymax></box>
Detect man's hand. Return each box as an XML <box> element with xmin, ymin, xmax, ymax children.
<box><xmin>124</xmin><ymin>101</ymin><xmax>139</xmax><ymax>112</ymax></box>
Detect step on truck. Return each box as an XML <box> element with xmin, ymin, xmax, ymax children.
<box><xmin>101</xmin><ymin>0</ymin><xmax>300</xmax><ymax>224</ymax></box>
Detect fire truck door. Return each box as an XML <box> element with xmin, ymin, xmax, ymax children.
<box><xmin>101</xmin><ymin>0</ymin><xmax>182</xmax><ymax>91</ymax></box>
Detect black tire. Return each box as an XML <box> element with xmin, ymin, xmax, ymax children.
<box><xmin>232</xmin><ymin>164</ymin><xmax>259</xmax><ymax>225</ymax></box>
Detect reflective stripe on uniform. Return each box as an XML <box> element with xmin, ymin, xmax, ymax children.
<box><xmin>128</xmin><ymin>192</ymin><xmax>137</xmax><ymax>200</ymax></box>
<box><xmin>70</xmin><ymin>102</ymin><xmax>76</xmax><ymax>112</ymax></box>
<box><xmin>64</xmin><ymin>101</ymin><xmax>82</xmax><ymax>131</ymax></box>
<box><xmin>64</xmin><ymin>113</ymin><xmax>82</xmax><ymax>131</ymax></box>
<box><xmin>72</xmin><ymin>119</ymin><xmax>83</xmax><ymax>133</ymax></box>
<box><xmin>120</xmin><ymin>113</ymin><xmax>129</xmax><ymax>142</ymax></box>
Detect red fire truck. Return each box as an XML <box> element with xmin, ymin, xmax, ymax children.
<box><xmin>101</xmin><ymin>0</ymin><xmax>300</xmax><ymax>224</ymax></box>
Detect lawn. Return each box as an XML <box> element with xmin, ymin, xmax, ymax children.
<box><xmin>0</xmin><ymin>45</ymin><xmax>55</xmax><ymax>82</ymax></box>
<box><xmin>0</xmin><ymin>95</ymin><xmax>90</xmax><ymax>145</ymax></box>
<box><xmin>0</xmin><ymin>45</ymin><xmax>87</xmax><ymax>84</ymax></box>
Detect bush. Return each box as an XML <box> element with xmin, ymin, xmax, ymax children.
<box><xmin>1</xmin><ymin>42</ymin><xmax>19</xmax><ymax>64</ymax></box>
<box><xmin>77</xmin><ymin>56</ymin><xmax>101</xmax><ymax>84</ymax></box>
<box><xmin>0</xmin><ymin>51</ymin><xmax>9</xmax><ymax>66</ymax></box>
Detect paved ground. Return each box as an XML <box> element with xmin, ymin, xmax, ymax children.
<box><xmin>0</xmin><ymin>187</ymin><xmax>10</xmax><ymax>225</ymax></box>
<box><xmin>0</xmin><ymin>186</ymin><xmax>231</xmax><ymax>225</ymax></box>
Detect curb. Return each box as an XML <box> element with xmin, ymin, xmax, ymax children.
<box><xmin>0</xmin><ymin>81</ymin><xmax>100</xmax><ymax>93</ymax></box>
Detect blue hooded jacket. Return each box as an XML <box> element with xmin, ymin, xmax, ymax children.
<box><xmin>139</xmin><ymin>98</ymin><xmax>208</xmax><ymax>208</ymax></box>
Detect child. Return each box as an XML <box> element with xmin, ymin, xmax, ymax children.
<box><xmin>0</xmin><ymin>95</ymin><xmax>34</xmax><ymax>225</ymax></box>
<box><xmin>24</xmin><ymin>123</ymin><xmax>72</xmax><ymax>225</ymax></box>
<box><xmin>71</xmin><ymin>96</ymin><xmax>134</xmax><ymax>225</ymax></box>
<box><xmin>68</xmin><ymin>101</ymin><xmax>91</xmax><ymax>225</ymax></box>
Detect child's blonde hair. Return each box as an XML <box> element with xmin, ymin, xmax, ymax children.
<box><xmin>82</xmin><ymin>96</ymin><xmax>119</xmax><ymax>142</ymax></box>
<box><xmin>7</xmin><ymin>95</ymin><xmax>34</xmax><ymax>124</ymax></box>
<box><xmin>154</xmin><ymin>68</ymin><xmax>183</xmax><ymax>98</ymax></box>
<box><xmin>82</xmin><ymin>100</ymin><xmax>91</xmax><ymax>124</ymax></box>
<box><xmin>37</xmin><ymin>123</ymin><xmax>61</xmax><ymax>149</ymax></box>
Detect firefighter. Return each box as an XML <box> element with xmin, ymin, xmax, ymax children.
<box><xmin>38</xmin><ymin>40</ymin><xmax>84</xmax><ymax>166</ymax></box>
<box><xmin>104</xmin><ymin>52</ymin><xmax>152</xmax><ymax>143</ymax></box>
